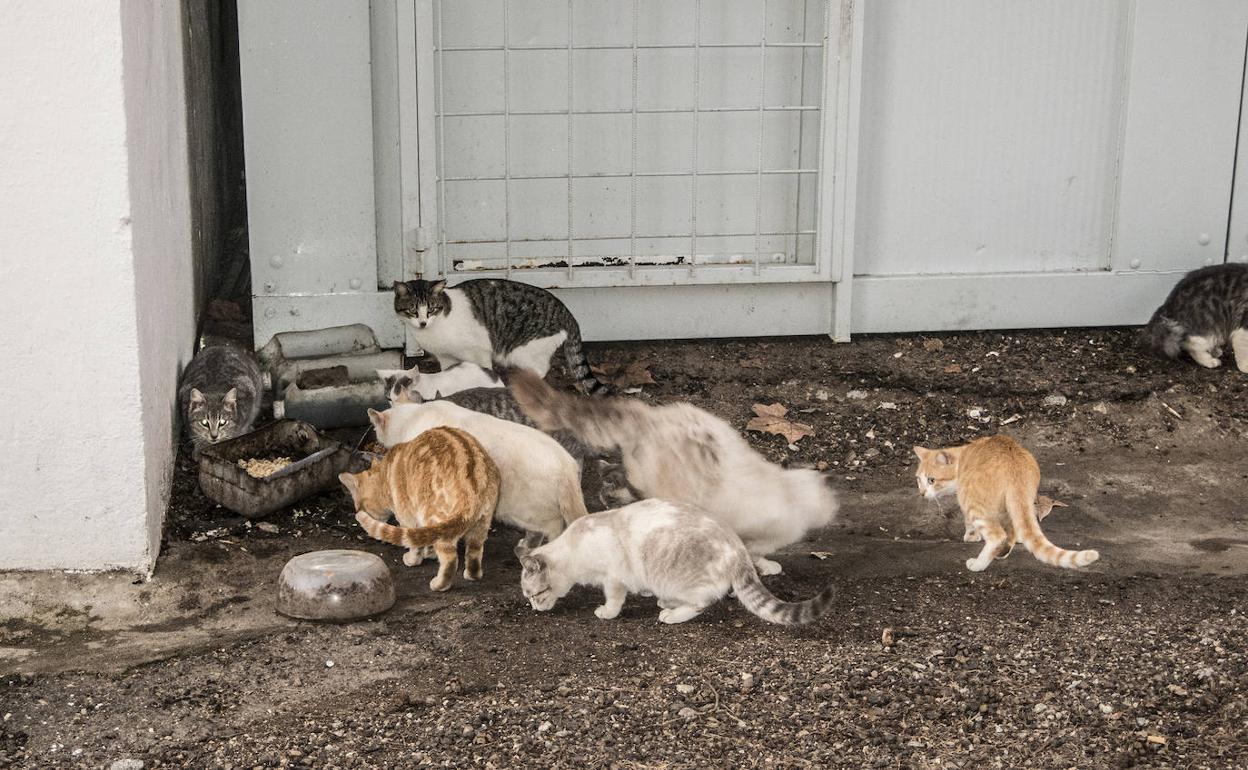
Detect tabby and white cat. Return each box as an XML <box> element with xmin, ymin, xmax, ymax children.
<box><xmin>517</xmin><ymin>499</ymin><xmax>837</xmax><ymax>625</ymax></box>
<box><xmin>508</xmin><ymin>369</ymin><xmax>838</xmax><ymax>576</ymax></box>
<box><xmin>1145</xmin><ymin>263</ymin><xmax>1248</xmax><ymax>371</ymax></box>
<box><xmin>340</xmin><ymin>426</ymin><xmax>499</xmax><ymax>592</ymax></box>
<box><xmin>392</xmin><ymin>278</ymin><xmax>606</xmax><ymax>394</ymax></box>
<box><xmin>177</xmin><ymin>339</ymin><xmax>263</xmax><ymax>456</ymax></box>
<box><xmin>387</xmin><ymin>386</ymin><xmax>638</xmax><ymax>511</ymax></box>
<box><xmin>369</xmin><ymin>400</ymin><xmax>589</xmax><ymax>543</ymax></box>
<box><xmin>377</xmin><ymin>361</ymin><xmax>502</xmax><ymax>402</ymax></box>
<box><xmin>914</xmin><ymin>435</ymin><xmax>1099</xmax><ymax>571</ymax></box>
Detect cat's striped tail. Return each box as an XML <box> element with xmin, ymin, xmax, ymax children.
<box><xmin>354</xmin><ymin>511</ymin><xmax>466</xmax><ymax>548</ymax></box>
<box><xmin>731</xmin><ymin>561</ymin><xmax>836</xmax><ymax>626</ymax></box>
<box><xmin>1009</xmin><ymin>494</ymin><xmax>1099</xmax><ymax>569</ymax></box>
<box><xmin>561</xmin><ymin>322</ymin><xmax>608</xmax><ymax>397</ymax></box>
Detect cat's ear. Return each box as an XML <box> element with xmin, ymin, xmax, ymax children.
<box><xmin>392</xmin><ymin>281</ymin><xmax>410</xmax><ymax>297</ymax></box>
<box><xmin>430</xmin><ymin>279</ymin><xmax>447</xmax><ymax>293</ymax></box>
<box><xmin>367</xmin><ymin>408</ymin><xmax>388</xmax><ymax>430</ymax></box>
<box><xmin>338</xmin><ymin>472</ymin><xmax>359</xmax><ymax>495</ymax></box>
<box><xmin>520</xmin><ymin>554</ymin><xmax>545</xmax><ymax>573</ymax></box>
<box><xmin>189</xmin><ymin>388</ymin><xmax>205</xmax><ymax>407</ymax></box>
<box><xmin>222</xmin><ymin>388</ymin><xmax>238</xmax><ymax>409</ymax></box>
<box><xmin>433</xmin><ymin>390</ymin><xmax>443</xmax><ymax>399</ymax></box>
<box><xmin>934</xmin><ymin>450</ymin><xmax>953</xmax><ymax>466</ymax></box>
<box><xmin>912</xmin><ymin>446</ymin><xmax>929</xmax><ymax>460</ymax></box>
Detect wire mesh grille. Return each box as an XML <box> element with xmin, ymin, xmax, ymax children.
<box><xmin>432</xmin><ymin>0</ymin><xmax>827</xmax><ymax>277</ymax></box>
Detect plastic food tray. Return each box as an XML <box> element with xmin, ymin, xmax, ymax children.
<box><xmin>197</xmin><ymin>420</ymin><xmax>352</xmax><ymax>518</ymax></box>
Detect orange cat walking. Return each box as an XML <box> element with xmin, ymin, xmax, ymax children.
<box><xmin>339</xmin><ymin>426</ymin><xmax>500</xmax><ymax>592</ymax></box>
<box><xmin>913</xmin><ymin>435</ymin><xmax>1099</xmax><ymax>572</ymax></box>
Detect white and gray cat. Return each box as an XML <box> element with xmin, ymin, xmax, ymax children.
<box><xmin>177</xmin><ymin>339</ymin><xmax>263</xmax><ymax>456</ymax></box>
<box><xmin>393</xmin><ymin>278</ymin><xmax>606</xmax><ymax>395</ymax></box>
<box><xmin>518</xmin><ymin>499</ymin><xmax>836</xmax><ymax>625</ymax></box>
<box><xmin>509</xmin><ymin>369</ymin><xmax>838</xmax><ymax>576</ymax></box>
<box><xmin>1146</xmin><ymin>263</ymin><xmax>1248</xmax><ymax>372</ymax></box>
<box><xmin>376</xmin><ymin>361</ymin><xmax>502</xmax><ymax>401</ymax></box>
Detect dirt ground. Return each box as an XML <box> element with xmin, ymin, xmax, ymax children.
<box><xmin>3</xmin><ymin>329</ymin><xmax>1248</xmax><ymax>769</ymax></box>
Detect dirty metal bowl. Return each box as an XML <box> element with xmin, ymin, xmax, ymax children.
<box><xmin>277</xmin><ymin>550</ymin><xmax>395</xmax><ymax>621</ymax></box>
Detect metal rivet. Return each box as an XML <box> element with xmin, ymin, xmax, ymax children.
<box><xmin>290</xmin><ymin>308</ymin><xmax>301</xmax><ymax>316</ymax></box>
<box><xmin>1129</xmin><ymin>259</ymin><xmax>1141</xmax><ymax>270</ymax></box>
<box><xmin>264</xmin><ymin>307</ymin><xmax>276</xmax><ymax>318</ymax></box>
<box><xmin>263</xmin><ymin>282</ymin><xmax>275</xmax><ymax>293</ymax></box>
<box><xmin>1198</xmin><ymin>233</ymin><xmax>1211</xmax><ymax>246</ymax></box>
<box><xmin>349</xmin><ymin>278</ymin><xmax>362</xmax><ymax>290</ymax></box>
<box><xmin>269</xmin><ymin>255</ymin><xmax>284</xmax><ymax>268</ymax></box>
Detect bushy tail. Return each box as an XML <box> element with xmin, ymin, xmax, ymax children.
<box><xmin>561</xmin><ymin>323</ymin><xmax>608</xmax><ymax>396</ymax></box>
<box><xmin>731</xmin><ymin>561</ymin><xmax>836</xmax><ymax>626</ymax></box>
<box><xmin>508</xmin><ymin>368</ymin><xmax>645</xmax><ymax>452</ymax></box>
<box><xmin>1009</xmin><ymin>494</ymin><xmax>1099</xmax><ymax>569</ymax></box>
<box><xmin>354</xmin><ymin>512</ymin><xmax>466</xmax><ymax>548</ymax></box>
<box><xmin>556</xmin><ymin>472</ymin><xmax>589</xmax><ymax>525</ymax></box>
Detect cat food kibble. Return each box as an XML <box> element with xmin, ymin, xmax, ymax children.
<box><xmin>237</xmin><ymin>456</ymin><xmax>293</xmax><ymax>478</ymax></box>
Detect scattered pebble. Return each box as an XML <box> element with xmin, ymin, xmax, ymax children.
<box><xmin>677</xmin><ymin>707</ymin><xmax>698</xmax><ymax>720</ymax></box>
<box><xmin>1042</xmin><ymin>395</ymin><xmax>1068</xmax><ymax>407</ymax></box>
<box><xmin>675</xmin><ymin>684</ymin><xmax>696</xmax><ymax>695</ymax></box>
<box><xmin>109</xmin><ymin>761</ymin><xmax>144</xmax><ymax>770</ymax></box>
<box><xmin>846</xmin><ymin>389</ymin><xmax>868</xmax><ymax>400</ymax></box>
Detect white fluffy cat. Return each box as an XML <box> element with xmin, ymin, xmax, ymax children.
<box><xmin>509</xmin><ymin>369</ymin><xmax>839</xmax><ymax>576</ymax></box>
<box><xmin>517</xmin><ymin>499</ymin><xmax>836</xmax><ymax>625</ymax></box>
<box><xmin>369</xmin><ymin>400</ymin><xmax>588</xmax><ymax>542</ymax></box>
<box><xmin>376</xmin><ymin>362</ymin><xmax>502</xmax><ymax>403</ymax></box>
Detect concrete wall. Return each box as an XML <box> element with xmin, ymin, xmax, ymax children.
<box><xmin>0</xmin><ymin>1</ymin><xmax>194</xmax><ymax>570</ymax></box>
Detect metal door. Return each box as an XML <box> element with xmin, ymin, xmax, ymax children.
<box><xmin>382</xmin><ymin>0</ymin><xmax>859</xmax><ymax>347</ymax></box>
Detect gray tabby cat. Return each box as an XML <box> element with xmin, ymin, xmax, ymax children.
<box><xmin>1146</xmin><ymin>263</ymin><xmax>1248</xmax><ymax>372</ymax></box>
<box><xmin>392</xmin><ymin>278</ymin><xmax>606</xmax><ymax>395</ymax></box>
<box><xmin>383</xmin><ymin>382</ymin><xmax>637</xmax><ymax>511</ymax></box>
<box><xmin>517</xmin><ymin>499</ymin><xmax>836</xmax><ymax>625</ymax></box>
<box><xmin>178</xmin><ymin>340</ymin><xmax>263</xmax><ymax>456</ymax></box>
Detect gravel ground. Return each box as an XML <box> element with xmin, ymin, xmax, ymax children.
<box><xmin>3</xmin><ymin>329</ymin><xmax>1247</xmax><ymax>769</ymax></box>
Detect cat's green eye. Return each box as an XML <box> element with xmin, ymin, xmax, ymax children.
<box><xmin>200</xmin><ymin>419</ymin><xmax>209</xmax><ymax>427</ymax></box>
<box><xmin>218</xmin><ymin>419</ymin><xmax>227</xmax><ymax>428</ymax></box>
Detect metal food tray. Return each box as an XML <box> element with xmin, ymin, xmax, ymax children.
<box><xmin>197</xmin><ymin>420</ymin><xmax>352</xmax><ymax>518</ymax></box>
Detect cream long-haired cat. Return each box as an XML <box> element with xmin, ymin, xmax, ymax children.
<box><xmin>508</xmin><ymin>369</ymin><xmax>838</xmax><ymax>576</ymax></box>
<box><xmin>914</xmin><ymin>435</ymin><xmax>1098</xmax><ymax>572</ymax></box>
<box><xmin>339</xmin><ymin>426</ymin><xmax>500</xmax><ymax>592</ymax></box>
<box><xmin>369</xmin><ymin>400</ymin><xmax>589</xmax><ymax>545</ymax></box>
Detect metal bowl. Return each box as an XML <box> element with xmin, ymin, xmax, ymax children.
<box><xmin>276</xmin><ymin>549</ymin><xmax>395</xmax><ymax>621</ymax></box>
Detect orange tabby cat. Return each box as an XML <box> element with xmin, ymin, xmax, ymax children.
<box><xmin>913</xmin><ymin>435</ymin><xmax>1098</xmax><ymax>572</ymax></box>
<box><xmin>339</xmin><ymin>426</ymin><xmax>500</xmax><ymax>592</ymax></box>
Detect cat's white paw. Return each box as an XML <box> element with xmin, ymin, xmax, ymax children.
<box><xmin>658</xmin><ymin>608</ymin><xmax>694</xmax><ymax>624</ymax></box>
<box><xmin>403</xmin><ymin>551</ymin><xmax>422</xmax><ymax>567</ymax></box>
<box><xmin>965</xmin><ymin>558</ymin><xmax>988</xmax><ymax>572</ymax></box>
<box><xmin>1198</xmin><ymin>357</ymin><xmax>1222</xmax><ymax>369</ymax></box>
<box><xmin>754</xmin><ymin>558</ymin><xmax>783</xmax><ymax>576</ymax></box>
<box><xmin>594</xmin><ymin>605</ymin><xmax>621</xmax><ymax>620</ymax></box>
<box><xmin>963</xmin><ymin>531</ymin><xmax>982</xmax><ymax>543</ymax></box>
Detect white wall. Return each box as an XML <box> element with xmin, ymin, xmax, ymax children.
<box><xmin>0</xmin><ymin>2</ymin><xmax>193</xmax><ymax>570</ymax></box>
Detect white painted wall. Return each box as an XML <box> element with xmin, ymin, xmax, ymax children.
<box><xmin>0</xmin><ymin>1</ymin><xmax>193</xmax><ymax>570</ymax></box>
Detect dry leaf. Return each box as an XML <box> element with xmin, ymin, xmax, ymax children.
<box><xmin>738</xmin><ymin>357</ymin><xmax>765</xmax><ymax>369</ymax></box>
<box><xmin>591</xmin><ymin>361</ymin><xmax>656</xmax><ymax>388</ymax></box>
<box><xmin>923</xmin><ymin>338</ymin><xmax>945</xmax><ymax>352</ymax></box>
<box><xmin>746</xmin><ymin>402</ymin><xmax>815</xmax><ymax>444</ymax></box>
<box><xmin>943</xmin><ymin>363</ymin><xmax>963</xmax><ymax>374</ymax></box>
<box><xmin>810</xmin><ymin>551</ymin><xmax>833</xmax><ymax>560</ymax></box>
